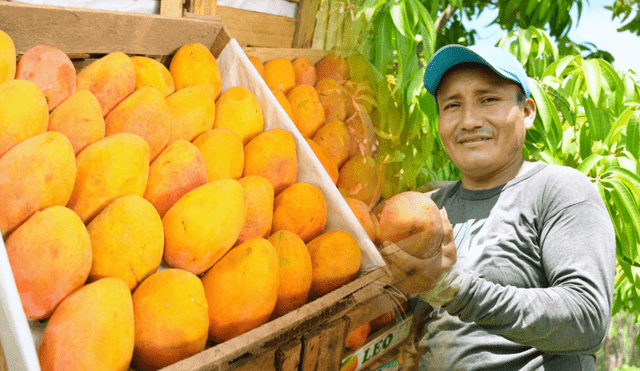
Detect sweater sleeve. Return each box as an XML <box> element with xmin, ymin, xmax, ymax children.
<box><xmin>443</xmin><ymin>196</ymin><xmax>616</xmax><ymax>354</ymax></box>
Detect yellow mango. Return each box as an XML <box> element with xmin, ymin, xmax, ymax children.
<box><xmin>0</xmin><ymin>132</ymin><xmax>76</xmax><ymax>238</ymax></box>
<box><xmin>0</xmin><ymin>79</ymin><xmax>49</xmax><ymax>158</ymax></box>
<box><xmin>163</xmin><ymin>179</ymin><xmax>246</xmax><ymax>275</ymax></box>
<box><xmin>166</xmin><ymin>85</ymin><xmax>215</xmax><ymax>144</ymax></box>
<box><xmin>48</xmin><ymin>90</ymin><xmax>106</xmax><ymax>155</ymax></box>
<box><xmin>236</xmin><ymin>175</ymin><xmax>274</xmax><ymax>245</ymax></box>
<box><xmin>67</xmin><ymin>133</ymin><xmax>150</xmax><ymax>224</ymax></box>
<box><xmin>243</xmin><ymin>129</ymin><xmax>297</xmax><ymax>195</ymax></box>
<box><xmin>170</xmin><ymin>42</ymin><xmax>222</xmax><ymax>101</ymax></box>
<box><xmin>214</xmin><ymin>86</ymin><xmax>264</xmax><ymax>145</ymax></box>
<box><xmin>193</xmin><ymin>128</ymin><xmax>244</xmax><ymax>181</ymax></box>
<box><xmin>131</xmin><ymin>56</ymin><xmax>175</xmax><ymax>97</ymax></box>
<box><xmin>38</xmin><ymin>277</ymin><xmax>135</xmax><ymax>371</ymax></box>
<box><xmin>0</xmin><ymin>29</ymin><xmax>16</xmax><ymax>83</ymax></box>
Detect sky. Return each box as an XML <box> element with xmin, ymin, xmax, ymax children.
<box><xmin>462</xmin><ymin>0</ymin><xmax>640</xmax><ymax>73</ymax></box>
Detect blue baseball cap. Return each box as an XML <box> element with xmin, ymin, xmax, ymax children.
<box><xmin>424</xmin><ymin>44</ymin><xmax>530</xmax><ymax>99</ymax></box>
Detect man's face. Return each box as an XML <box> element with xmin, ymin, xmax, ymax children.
<box><xmin>436</xmin><ymin>65</ymin><xmax>536</xmax><ymax>188</ymax></box>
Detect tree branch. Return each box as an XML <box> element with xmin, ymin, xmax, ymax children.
<box><xmin>435</xmin><ymin>5</ymin><xmax>458</xmax><ymax>34</ymax></box>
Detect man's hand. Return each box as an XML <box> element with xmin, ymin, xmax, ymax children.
<box><xmin>380</xmin><ymin>208</ymin><xmax>457</xmax><ymax>297</ymax></box>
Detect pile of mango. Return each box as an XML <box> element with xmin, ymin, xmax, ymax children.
<box><xmin>0</xmin><ymin>29</ymin><xmax>366</xmax><ymax>371</ymax></box>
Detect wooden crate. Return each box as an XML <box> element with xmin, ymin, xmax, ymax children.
<box><xmin>0</xmin><ymin>3</ymin><xmax>392</xmax><ymax>371</ymax></box>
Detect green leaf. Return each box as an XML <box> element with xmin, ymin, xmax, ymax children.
<box><xmin>597</xmin><ymin>59</ymin><xmax>625</xmax><ymax>111</ymax></box>
<box><xmin>529</xmin><ymin>78</ymin><xmax>562</xmax><ymax>154</ymax></box>
<box><xmin>605</xmin><ymin>106</ymin><xmax>639</xmax><ymax>147</ymax></box>
<box><xmin>373</xmin><ymin>13</ymin><xmax>394</xmax><ymax>73</ymax></box>
<box><xmin>627</xmin><ymin>110</ymin><xmax>640</xmax><ymax>161</ymax></box>
<box><xmin>390</xmin><ymin>0</ymin><xmax>414</xmax><ymax>39</ymax></box>
<box><xmin>406</xmin><ymin>67</ymin><xmax>426</xmax><ymax>104</ymax></box>
<box><xmin>581</xmin><ymin>96</ymin><xmax>608</xmax><ymax>142</ymax></box>
<box><xmin>577</xmin><ymin>153</ymin><xmax>603</xmax><ymax>176</ymax></box>
<box><xmin>602</xmin><ymin>167</ymin><xmax>640</xmax><ymax>201</ymax></box>
<box><xmin>543</xmin><ymin>55</ymin><xmax>577</xmax><ymax>78</ymax></box>
<box><xmin>582</xmin><ymin>59</ymin><xmax>603</xmax><ymax>105</ymax></box>
<box><xmin>580</xmin><ymin>121</ymin><xmax>592</xmax><ymax>159</ymax></box>
<box><xmin>516</xmin><ymin>28</ymin><xmax>532</xmax><ymax>66</ymax></box>
<box><xmin>603</xmin><ymin>177</ymin><xmax>640</xmax><ymax>261</ymax></box>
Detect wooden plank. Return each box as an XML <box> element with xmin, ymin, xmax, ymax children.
<box><xmin>191</xmin><ymin>0</ymin><xmax>217</xmax><ymax>16</ymax></box>
<box><xmin>343</xmin><ymin>287</ymin><xmax>410</xmax><ymax>332</ymax></box>
<box><xmin>312</xmin><ymin>0</ymin><xmax>329</xmax><ymax>49</ymax></box>
<box><xmin>0</xmin><ymin>340</ymin><xmax>6</xmax><ymax>371</ymax></box>
<box><xmin>226</xmin><ymin>348</ymin><xmax>278</xmax><ymax>371</ymax></box>
<box><xmin>243</xmin><ymin>47</ymin><xmax>333</xmax><ymax>64</ymax></box>
<box><xmin>0</xmin><ymin>2</ymin><xmax>223</xmax><ymax>56</ymax></box>
<box><xmin>299</xmin><ymin>328</ymin><xmax>322</xmax><ymax>371</ymax></box>
<box><xmin>160</xmin><ymin>0</ymin><xmax>184</xmax><ymax>17</ymax></box>
<box><xmin>314</xmin><ymin>318</ymin><xmax>348</xmax><ymax>371</ymax></box>
<box><xmin>214</xmin><ymin>5</ymin><xmax>295</xmax><ymax>48</ymax></box>
<box><xmin>275</xmin><ymin>338</ymin><xmax>302</xmax><ymax>371</ymax></box>
<box><xmin>292</xmin><ymin>0</ymin><xmax>321</xmax><ymax>48</ymax></box>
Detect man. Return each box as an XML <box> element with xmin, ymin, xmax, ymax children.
<box><xmin>381</xmin><ymin>44</ymin><xmax>616</xmax><ymax>370</ymax></box>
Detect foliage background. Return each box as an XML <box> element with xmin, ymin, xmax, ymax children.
<box><xmin>323</xmin><ymin>0</ymin><xmax>640</xmax><ymax>368</ymax></box>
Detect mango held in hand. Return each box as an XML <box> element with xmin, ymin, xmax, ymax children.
<box><xmin>67</xmin><ymin>133</ymin><xmax>150</xmax><ymax>224</ymax></box>
<box><xmin>6</xmin><ymin>206</ymin><xmax>91</xmax><ymax>320</ymax></box>
<box><xmin>132</xmin><ymin>269</ymin><xmax>209</xmax><ymax>371</ymax></box>
<box><xmin>0</xmin><ymin>132</ymin><xmax>76</xmax><ymax>237</ymax></box>
<box><xmin>378</xmin><ymin>191</ymin><xmax>444</xmax><ymax>259</ymax></box>
<box><xmin>87</xmin><ymin>195</ymin><xmax>164</xmax><ymax>291</ymax></box>
<box><xmin>201</xmin><ymin>237</ymin><xmax>279</xmax><ymax>343</ymax></box>
<box><xmin>163</xmin><ymin>179</ymin><xmax>246</xmax><ymax>275</ymax></box>
<box><xmin>38</xmin><ymin>277</ymin><xmax>135</xmax><ymax>371</ymax></box>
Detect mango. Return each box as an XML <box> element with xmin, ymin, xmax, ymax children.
<box><xmin>272</xmin><ymin>182</ymin><xmax>327</xmax><ymax>243</ymax></box>
<box><xmin>38</xmin><ymin>277</ymin><xmax>135</xmax><ymax>371</ymax></box>
<box><xmin>292</xmin><ymin>56</ymin><xmax>317</xmax><ymax>86</ymax></box>
<box><xmin>193</xmin><ymin>128</ymin><xmax>244</xmax><ymax>181</ymax></box>
<box><xmin>337</xmin><ymin>155</ymin><xmax>383</xmax><ymax>209</ymax></box>
<box><xmin>270</xmin><ymin>86</ymin><xmax>295</xmax><ymax>122</ymax></box>
<box><xmin>286</xmin><ymin>84</ymin><xmax>325</xmax><ymax>138</ymax></box>
<box><xmin>144</xmin><ymin>140</ymin><xmax>208</xmax><ymax>218</ymax></box>
<box><xmin>48</xmin><ymin>90</ymin><xmax>106</xmax><ymax>155</ymax></box>
<box><xmin>76</xmin><ymin>51</ymin><xmax>136</xmax><ymax>117</ymax></box>
<box><xmin>264</xmin><ymin>58</ymin><xmax>295</xmax><ymax>94</ymax></box>
<box><xmin>0</xmin><ymin>132</ymin><xmax>76</xmax><ymax>237</ymax></box>
<box><xmin>105</xmin><ymin>86</ymin><xmax>171</xmax><ymax>162</ymax></box>
<box><xmin>345</xmin><ymin>322</ymin><xmax>371</xmax><ymax>350</ymax></box>
<box><xmin>315</xmin><ymin>78</ymin><xmax>350</xmax><ymax>124</ymax></box>
<box><xmin>6</xmin><ymin>206</ymin><xmax>91</xmax><ymax>320</ymax></box>
<box><xmin>214</xmin><ymin>86</ymin><xmax>264</xmax><ymax>145</ymax></box>
<box><xmin>16</xmin><ymin>45</ymin><xmax>76</xmax><ymax>111</ymax></box>
<box><xmin>166</xmin><ymin>84</ymin><xmax>215</xmax><ymax>144</ymax></box>
<box><xmin>315</xmin><ymin>53</ymin><xmax>349</xmax><ymax>82</ymax></box>
<box><xmin>0</xmin><ymin>29</ymin><xmax>16</xmax><ymax>83</ymax></box>
<box><xmin>201</xmin><ymin>237</ymin><xmax>279</xmax><ymax>343</ymax></box>
<box><xmin>236</xmin><ymin>175</ymin><xmax>274</xmax><ymax>245</ymax></box>
<box><xmin>131</xmin><ymin>56</ymin><xmax>175</xmax><ymax>97</ymax></box>
<box><xmin>345</xmin><ymin>108</ymin><xmax>377</xmax><ymax>157</ymax></box>
<box><xmin>305</xmin><ymin>139</ymin><xmax>339</xmax><ymax>185</ymax></box>
<box><xmin>170</xmin><ymin>42</ymin><xmax>222</xmax><ymax>101</ymax></box>
<box><xmin>163</xmin><ymin>179</ymin><xmax>246</xmax><ymax>275</ymax></box>
<box><xmin>313</xmin><ymin>119</ymin><xmax>351</xmax><ymax>169</ymax></box>
<box><xmin>268</xmin><ymin>230</ymin><xmax>312</xmax><ymax>319</ymax></box>
<box><xmin>67</xmin><ymin>133</ymin><xmax>150</xmax><ymax>224</ymax></box>
<box><xmin>248</xmin><ymin>56</ymin><xmax>266</xmax><ymax>80</ymax></box>
<box><xmin>307</xmin><ymin>230</ymin><xmax>361</xmax><ymax>299</ymax></box>
<box><xmin>243</xmin><ymin>129</ymin><xmax>298</xmax><ymax>195</ymax></box>
<box><xmin>344</xmin><ymin>197</ymin><xmax>376</xmax><ymax>242</ymax></box>
<box><xmin>87</xmin><ymin>195</ymin><xmax>164</xmax><ymax>291</ymax></box>
<box><xmin>0</xmin><ymin>79</ymin><xmax>49</xmax><ymax>158</ymax></box>
<box><xmin>132</xmin><ymin>269</ymin><xmax>209</xmax><ymax>371</ymax></box>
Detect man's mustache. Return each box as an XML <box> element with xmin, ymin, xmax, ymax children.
<box><xmin>454</xmin><ymin>126</ymin><xmax>495</xmax><ymax>142</ymax></box>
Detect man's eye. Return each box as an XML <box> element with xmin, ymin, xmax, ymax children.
<box><xmin>483</xmin><ymin>97</ymin><xmax>498</xmax><ymax>103</ymax></box>
<box><xmin>443</xmin><ymin>103</ymin><xmax>459</xmax><ymax>110</ymax></box>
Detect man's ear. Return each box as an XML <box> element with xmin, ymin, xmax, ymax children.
<box><xmin>523</xmin><ymin>97</ymin><xmax>536</xmax><ymax>130</ymax></box>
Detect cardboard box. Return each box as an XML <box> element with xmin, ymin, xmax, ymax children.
<box><xmin>0</xmin><ymin>3</ymin><xmax>391</xmax><ymax>370</ymax></box>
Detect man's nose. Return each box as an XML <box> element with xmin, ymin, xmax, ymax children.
<box><xmin>459</xmin><ymin>104</ymin><xmax>483</xmax><ymax>131</ymax></box>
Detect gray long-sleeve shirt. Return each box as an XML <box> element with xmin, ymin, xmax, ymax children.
<box><xmin>417</xmin><ymin>162</ymin><xmax>616</xmax><ymax>370</ymax></box>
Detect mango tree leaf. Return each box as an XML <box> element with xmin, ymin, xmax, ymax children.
<box><xmin>626</xmin><ymin>110</ymin><xmax>640</xmax><ymax>161</ymax></box>
<box><xmin>406</xmin><ymin>66</ymin><xmax>426</xmax><ymax>105</ymax></box>
<box><xmin>605</xmin><ymin>106</ymin><xmax>639</xmax><ymax>147</ymax></box>
<box><xmin>602</xmin><ymin>166</ymin><xmax>640</xmax><ymax>201</ymax></box>
<box><xmin>579</xmin><ymin>121</ymin><xmax>592</xmax><ymax>159</ymax></box>
<box><xmin>373</xmin><ymin>13</ymin><xmax>394</xmax><ymax>73</ymax></box>
<box><xmin>603</xmin><ymin>177</ymin><xmax>640</xmax><ymax>262</ymax></box>
<box><xmin>597</xmin><ymin>59</ymin><xmax>625</xmax><ymax>113</ymax></box>
<box><xmin>581</xmin><ymin>96</ymin><xmax>608</xmax><ymax>142</ymax></box>
<box><xmin>529</xmin><ymin>78</ymin><xmax>562</xmax><ymax>155</ymax></box>
<box><xmin>390</xmin><ymin>0</ymin><xmax>414</xmax><ymax>39</ymax></box>
<box><xmin>543</xmin><ymin>55</ymin><xmax>577</xmax><ymax>78</ymax></box>
<box><xmin>577</xmin><ymin>153</ymin><xmax>603</xmax><ymax>176</ymax></box>
<box><xmin>582</xmin><ymin>58</ymin><xmax>603</xmax><ymax>105</ymax></box>
<box><xmin>516</xmin><ymin>28</ymin><xmax>532</xmax><ymax>65</ymax></box>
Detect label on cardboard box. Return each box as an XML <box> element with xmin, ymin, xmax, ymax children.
<box><xmin>339</xmin><ymin>315</ymin><xmax>413</xmax><ymax>371</ymax></box>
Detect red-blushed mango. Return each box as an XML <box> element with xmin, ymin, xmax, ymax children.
<box><xmin>345</xmin><ymin>108</ymin><xmax>377</xmax><ymax>158</ymax></box>
<box><xmin>307</xmin><ymin>230</ymin><xmax>361</xmax><ymax>299</ymax></box>
<box><xmin>67</xmin><ymin>133</ymin><xmax>150</xmax><ymax>224</ymax></box>
<box><xmin>48</xmin><ymin>90</ymin><xmax>105</xmax><ymax>155</ymax></box>
<box><xmin>264</xmin><ymin>58</ymin><xmax>295</xmax><ymax>94</ymax></box>
<box><xmin>315</xmin><ymin>78</ymin><xmax>350</xmax><ymax>124</ymax></box>
<box><xmin>201</xmin><ymin>237</ymin><xmax>279</xmax><ymax>343</ymax></box>
<box><xmin>345</xmin><ymin>322</ymin><xmax>371</xmax><ymax>350</ymax></box>
<box><xmin>315</xmin><ymin>53</ymin><xmax>349</xmax><ymax>83</ymax></box>
<box><xmin>193</xmin><ymin>128</ymin><xmax>244</xmax><ymax>181</ymax></box>
<box><xmin>38</xmin><ymin>277</ymin><xmax>135</xmax><ymax>371</ymax></box>
<box><xmin>0</xmin><ymin>29</ymin><xmax>16</xmax><ymax>83</ymax></box>
<box><xmin>337</xmin><ymin>154</ymin><xmax>383</xmax><ymax>209</ymax></box>
<box><xmin>170</xmin><ymin>42</ymin><xmax>222</xmax><ymax>101</ymax></box>
<box><xmin>76</xmin><ymin>51</ymin><xmax>136</xmax><ymax>117</ymax></box>
<box><xmin>0</xmin><ymin>79</ymin><xmax>49</xmax><ymax>158</ymax></box>
<box><xmin>87</xmin><ymin>195</ymin><xmax>164</xmax><ymax>291</ymax></box>
<box><xmin>313</xmin><ymin>119</ymin><xmax>351</xmax><ymax>169</ymax></box>
<box><xmin>105</xmin><ymin>86</ymin><xmax>171</xmax><ymax>162</ymax></box>
<box><xmin>272</xmin><ymin>182</ymin><xmax>327</xmax><ymax>243</ymax></box>
<box><xmin>130</xmin><ymin>56</ymin><xmax>175</xmax><ymax>97</ymax></box>
<box><xmin>378</xmin><ymin>191</ymin><xmax>444</xmax><ymax>259</ymax></box>
<box><xmin>236</xmin><ymin>175</ymin><xmax>274</xmax><ymax>245</ymax></box>
<box><xmin>248</xmin><ymin>56</ymin><xmax>266</xmax><ymax>80</ymax></box>
<box><xmin>305</xmin><ymin>138</ymin><xmax>339</xmax><ymax>185</ymax></box>
<box><xmin>243</xmin><ymin>129</ymin><xmax>297</xmax><ymax>195</ymax></box>
<box><xmin>0</xmin><ymin>132</ymin><xmax>76</xmax><ymax>238</ymax></box>
<box><xmin>132</xmin><ymin>269</ymin><xmax>209</xmax><ymax>371</ymax></box>
<box><xmin>343</xmin><ymin>80</ymin><xmax>376</xmax><ymax>114</ymax></box>
<box><xmin>270</xmin><ymin>86</ymin><xmax>295</xmax><ymax>122</ymax></box>
<box><xmin>344</xmin><ymin>197</ymin><xmax>375</xmax><ymax>242</ymax></box>
<box><xmin>6</xmin><ymin>206</ymin><xmax>91</xmax><ymax>320</ymax></box>
<box><xmin>166</xmin><ymin>85</ymin><xmax>215</xmax><ymax>144</ymax></box>
<box><xmin>286</xmin><ymin>84</ymin><xmax>325</xmax><ymax>138</ymax></box>
<box><xmin>144</xmin><ymin>140</ymin><xmax>208</xmax><ymax>218</ymax></box>
<box><xmin>267</xmin><ymin>230</ymin><xmax>312</xmax><ymax>319</ymax></box>
<box><xmin>214</xmin><ymin>86</ymin><xmax>264</xmax><ymax>145</ymax></box>
<box><xmin>292</xmin><ymin>56</ymin><xmax>317</xmax><ymax>86</ymax></box>
<box><xmin>16</xmin><ymin>45</ymin><xmax>76</xmax><ymax>111</ymax></box>
<box><xmin>163</xmin><ymin>179</ymin><xmax>246</xmax><ymax>275</ymax></box>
